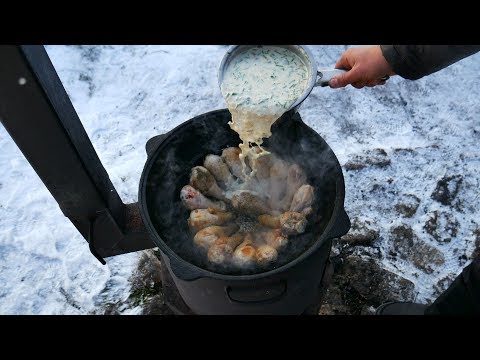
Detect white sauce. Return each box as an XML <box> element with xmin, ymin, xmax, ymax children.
<box><xmin>220</xmin><ymin>46</ymin><xmax>310</xmax><ymax>176</ymax></box>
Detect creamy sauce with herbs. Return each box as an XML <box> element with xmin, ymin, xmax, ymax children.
<box><xmin>221</xmin><ymin>46</ymin><xmax>310</xmax><ymax>176</ymax></box>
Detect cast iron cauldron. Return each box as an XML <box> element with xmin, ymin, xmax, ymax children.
<box><xmin>138</xmin><ymin>108</ymin><xmax>350</xmax><ymax>314</ymax></box>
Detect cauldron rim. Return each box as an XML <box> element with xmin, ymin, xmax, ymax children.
<box><xmin>139</xmin><ymin>108</ymin><xmax>349</xmax><ymax>281</ymax></box>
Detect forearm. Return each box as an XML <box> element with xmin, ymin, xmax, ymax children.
<box><xmin>381</xmin><ymin>45</ymin><xmax>480</xmax><ymax>80</ymax></box>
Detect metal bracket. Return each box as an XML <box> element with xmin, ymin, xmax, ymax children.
<box><xmin>87</xmin><ymin>209</ymin><xmax>124</xmax><ymax>265</ymax></box>
<box><xmin>88</xmin><ymin>215</ymin><xmax>107</xmax><ymax>265</ymax></box>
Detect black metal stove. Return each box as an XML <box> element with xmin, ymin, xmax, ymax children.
<box><xmin>159</xmin><ymin>254</ymin><xmax>334</xmax><ymax>315</ymax></box>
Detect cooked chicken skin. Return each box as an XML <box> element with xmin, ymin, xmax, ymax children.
<box><xmin>190</xmin><ymin>166</ymin><xmax>227</xmax><ymax>201</ymax></box>
<box><xmin>302</xmin><ymin>206</ymin><xmax>313</xmax><ymax>216</ymax></box>
<box><xmin>261</xmin><ymin>228</ymin><xmax>289</xmax><ymax>251</ymax></box>
<box><xmin>258</xmin><ymin>214</ymin><xmax>281</xmax><ymax>228</ymax></box>
<box><xmin>180</xmin><ymin>185</ymin><xmax>227</xmax><ymax>211</ymax></box>
<box><xmin>193</xmin><ymin>223</ymin><xmax>239</xmax><ymax>250</ymax></box>
<box><xmin>279</xmin><ymin>211</ymin><xmax>308</xmax><ymax>235</ymax></box>
<box><xmin>246</xmin><ymin>146</ymin><xmax>273</xmax><ymax>181</ymax></box>
<box><xmin>255</xmin><ymin>244</ymin><xmax>278</xmax><ymax>266</ymax></box>
<box><xmin>187</xmin><ymin>208</ymin><xmax>235</xmax><ymax>233</ymax></box>
<box><xmin>203</xmin><ymin>154</ymin><xmax>235</xmax><ymax>189</ymax></box>
<box><xmin>232</xmin><ymin>234</ymin><xmax>257</xmax><ymax>268</ymax></box>
<box><xmin>268</xmin><ymin>157</ymin><xmax>290</xmax><ymax>211</ymax></box>
<box><xmin>207</xmin><ymin>232</ymin><xmax>245</xmax><ymax>265</ymax></box>
<box><xmin>221</xmin><ymin>147</ymin><xmax>250</xmax><ymax>180</ymax></box>
<box><xmin>259</xmin><ymin>210</ymin><xmax>308</xmax><ymax>235</ymax></box>
<box><xmin>231</xmin><ymin>190</ymin><xmax>276</xmax><ymax>216</ymax></box>
<box><xmin>279</xmin><ymin>164</ymin><xmax>307</xmax><ymax>211</ymax></box>
<box><xmin>290</xmin><ymin>184</ymin><xmax>315</xmax><ymax>213</ymax></box>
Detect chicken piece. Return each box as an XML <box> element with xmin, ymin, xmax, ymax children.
<box><xmin>255</xmin><ymin>244</ymin><xmax>278</xmax><ymax>267</ymax></box>
<box><xmin>279</xmin><ymin>164</ymin><xmax>307</xmax><ymax>211</ymax></box>
<box><xmin>187</xmin><ymin>208</ymin><xmax>235</xmax><ymax>233</ymax></box>
<box><xmin>258</xmin><ymin>214</ymin><xmax>281</xmax><ymax>228</ymax></box>
<box><xmin>232</xmin><ymin>234</ymin><xmax>257</xmax><ymax>268</ymax></box>
<box><xmin>302</xmin><ymin>207</ymin><xmax>313</xmax><ymax>216</ymax></box>
<box><xmin>279</xmin><ymin>211</ymin><xmax>308</xmax><ymax>235</ymax></box>
<box><xmin>193</xmin><ymin>223</ymin><xmax>239</xmax><ymax>250</ymax></box>
<box><xmin>207</xmin><ymin>232</ymin><xmax>245</xmax><ymax>265</ymax></box>
<box><xmin>180</xmin><ymin>185</ymin><xmax>227</xmax><ymax>211</ymax></box>
<box><xmin>290</xmin><ymin>184</ymin><xmax>315</xmax><ymax>213</ymax></box>
<box><xmin>261</xmin><ymin>228</ymin><xmax>289</xmax><ymax>251</ymax></box>
<box><xmin>268</xmin><ymin>157</ymin><xmax>290</xmax><ymax>211</ymax></box>
<box><xmin>259</xmin><ymin>210</ymin><xmax>308</xmax><ymax>235</ymax></box>
<box><xmin>190</xmin><ymin>166</ymin><xmax>227</xmax><ymax>202</ymax></box>
<box><xmin>252</xmin><ymin>229</ymin><xmax>279</xmax><ymax>266</ymax></box>
<box><xmin>231</xmin><ymin>190</ymin><xmax>277</xmax><ymax>216</ymax></box>
<box><xmin>203</xmin><ymin>154</ymin><xmax>235</xmax><ymax>189</ymax></box>
<box><xmin>221</xmin><ymin>147</ymin><xmax>250</xmax><ymax>180</ymax></box>
<box><xmin>246</xmin><ymin>146</ymin><xmax>273</xmax><ymax>181</ymax></box>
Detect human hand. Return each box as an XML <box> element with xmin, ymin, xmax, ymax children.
<box><xmin>329</xmin><ymin>46</ymin><xmax>395</xmax><ymax>89</ymax></box>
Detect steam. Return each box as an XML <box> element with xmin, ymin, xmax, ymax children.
<box><xmin>144</xmin><ymin>108</ymin><xmax>343</xmax><ymax>277</ymax></box>
<box><xmin>179</xmin><ymin>143</ymin><xmax>322</xmax><ymax>275</ymax></box>
<box><xmin>145</xmin><ymin>45</ymin><xmax>343</xmax><ymax>275</ymax></box>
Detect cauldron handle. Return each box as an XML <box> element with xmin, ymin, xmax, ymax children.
<box><xmin>160</xmin><ymin>252</ymin><xmax>203</xmax><ymax>281</ymax></box>
<box><xmin>226</xmin><ymin>281</ymin><xmax>287</xmax><ymax>304</ymax></box>
<box><xmin>324</xmin><ymin>208</ymin><xmax>351</xmax><ymax>239</ymax></box>
<box><xmin>145</xmin><ymin>130</ymin><xmax>174</xmax><ymax>158</ymax></box>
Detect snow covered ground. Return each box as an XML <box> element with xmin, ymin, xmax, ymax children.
<box><xmin>1</xmin><ymin>45</ymin><xmax>479</xmax><ymax>314</ymax></box>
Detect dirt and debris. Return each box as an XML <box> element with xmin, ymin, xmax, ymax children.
<box><xmin>125</xmin><ymin>250</ymin><xmax>173</xmax><ymax>315</ymax></box>
<box><xmin>344</xmin><ymin>149</ymin><xmax>391</xmax><ymax>171</ymax></box>
<box><xmin>424</xmin><ymin>210</ymin><xmax>460</xmax><ymax>243</ymax></box>
<box><xmin>431</xmin><ymin>175</ymin><xmax>463</xmax><ymax>206</ymax></box>
<box><xmin>319</xmin><ymin>254</ymin><xmax>415</xmax><ymax>315</ymax></box>
<box><xmin>395</xmin><ymin>193</ymin><xmax>421</xmax><ymax>218</ymax></box>
<box><xmin>390</xmin><ymin>225</ymin><xmax>445</xmax><ymax>274</ymax></box>
<box><xmin>339</xmin><ymin>217</ymin><xmax>379</xmax><ymax>246</ymax></box>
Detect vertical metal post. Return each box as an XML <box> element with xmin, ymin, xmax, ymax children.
<box><xmin>0</xmin><ymin>45</ymin><xmax>154</xmax><ymax>261</ymax></box>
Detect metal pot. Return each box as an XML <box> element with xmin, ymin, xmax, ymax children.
<box><xmin>217</xmin><ymin>45</ymin><xmax>346</xmax><ymax>113</ymax></box>
<box><xmin>138</xmin><ymin>108</ymin><xmax>350</xmax><ymax>314</ymax></box>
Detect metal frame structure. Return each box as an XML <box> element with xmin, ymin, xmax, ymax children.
<box><xmin>0</xmin><ymin>45</ymin><xmax>155</xmax><ymax>263</ymax></box>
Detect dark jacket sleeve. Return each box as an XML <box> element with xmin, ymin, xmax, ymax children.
<box><xmin>380</xmin><ymin>45</ymin><xmax>480</xmax><ymax>80</ymax></box>
<box><xmin>425</xmin><ymin>255</ymin><xmax>480</xmax><ymax>315</ymax></box>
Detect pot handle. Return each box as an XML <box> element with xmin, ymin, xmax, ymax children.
<box><xmin>324</xmin><ymin>208</ymin><xmax>351</xmax><ymax>239</ymax></box>
<box><xmin>315</xmin><ymin>69</ymin><xmax>390</xmax><ymax>87</ymax></box>
<box><xmin>145</xmin><ymin>131</ymin><xmax>173</xmax><ymax>158</ymax></box>
<box><xmin>315</xmin><ymin>69</ymin><xmax>347</xmax><ymax>87</ymax></box>
<box><xmin>226</xmin><ymin>281</ymin><xmax>287</xmax><ymax>304</ymax></box>
<box><xmin>162</xmin><ymin>252</ymin><xmax>204</xmax><ymax>281</ymax></box>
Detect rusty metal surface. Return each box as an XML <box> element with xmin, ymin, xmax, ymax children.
<box><xmin>125</xmin><ymin>203</ymin><xmax>145</xmax><ymax>231</ymax></box>
<box><xmin>95</xmin><ymin>203</ymin><xmax>155</xmax><ymax>258</ymax></box>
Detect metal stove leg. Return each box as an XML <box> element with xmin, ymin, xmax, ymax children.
<box><xmin>159</xmin><ymin>260</ymin><xmax>195</xmax><ymax>315</ymax></box>
<box><xmin>302</xmin><ymin>239</ymin><xmax>334</xmax><ymax>315</ymax></box>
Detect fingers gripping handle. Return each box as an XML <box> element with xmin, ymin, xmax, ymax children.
<box><xmin>316</xmin><ymin>69</ymin><xmax>347</xmax><ymax>87</ymax></box>
<box><xmin>316</xmin><ymin>69</ymin><xmax>390</xmax><ymax>87</ymax></box>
